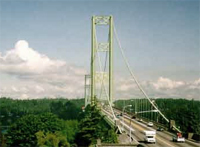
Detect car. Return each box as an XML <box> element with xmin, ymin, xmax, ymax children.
<box><xmin>147</xmin><ymin>122</ymin><xmax>153</xmax><ymax>127</ymax></box>
<box><xmin>157</xmin><ymin>127</ymin><xmax>164</xmax><ymax>131</ymax></box>
<box><xmin>139</xmin><ymin>119</ymin><xmax>143</xmax><ymax>122</ymax></box>
<box><xmin>116</xmin><ymin>114</ymin><xmax>121</xmax><ymax>118</ymax></box>
<box><xmin>172</xmin><ymin>136</ymin><xmax>185</xmax><ymax>142</ymax></box>
<box><xmin>172</xmin><ymin>133</ymin><xmax>185</xmax><ymax>143</ymax></box>
<box><xmin>132</xmin><ymin>115</ymin><xmax>136</xmax><ymax>119</ymax></box>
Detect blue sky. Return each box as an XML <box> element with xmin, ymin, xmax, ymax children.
<box><xmin>0</xmin><ymin>0</ymin><xmax>199</xmax><ymax>99</ymax></box>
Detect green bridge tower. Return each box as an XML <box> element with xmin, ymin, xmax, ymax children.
<box><xmin>91</xmin><ymin>15</ymin><xmax>113</xmax><ymax>106</ymax></box>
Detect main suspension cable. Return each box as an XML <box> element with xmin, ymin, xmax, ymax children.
<box><xmin>113</xmin><ymin>22</ymin><xmax>169</xmax><ymax>123</ymax></box>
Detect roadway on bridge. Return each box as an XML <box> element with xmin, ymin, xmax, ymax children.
<box><xmin>112</xmin><ymin>108</ymin><xmax>200</xmax><ymax>147</ymax></box>
<box><xmin>125</xmin><ymin>117</ymin><xmax>198</xmax><ymax>147</ymax></box>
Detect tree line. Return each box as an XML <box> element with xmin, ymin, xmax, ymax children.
<box><xmin>0</xmin><ymin>97</ymin><xmax>117</xmax><ymax>146</ymax></box>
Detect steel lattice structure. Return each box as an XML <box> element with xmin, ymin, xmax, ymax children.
<box><xmin>91</xmin><ymin>15</ymin><xmax>113</xmax><ymax>106</ymax></box>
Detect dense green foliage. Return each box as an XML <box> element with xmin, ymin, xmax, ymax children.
<box><xmin>6</xmin><ymin>113</ymin><xmax>60</xmax><ymax>146</ymax></box>
<box><xmin>0</xmin><ymin>98</ymin><xmax>83</xmax><ymax>146</ymax></box>
<box><xmin>75</xmin><ymin>105</ymin><xmax>118</xmax><ymax>146</ymax></box>
<box><xmin>36</xmin><ymin>131</ymin><xmax>70</xmax><ymax>147</ymax></box>
<box><xmin>156</xmin><ymin>99</ymin><xmax>200</xmax><ymax>134</ymax></box>
<box><xmin>62</xmin><ymin>120</ymin><xmax>79</xmax><ymax>144</ymax></box>
<box><xmin>0</xmin><ymin>98</ymin><xmax>118</xmax><ymax>146</ymax></box>
<box><xmin>114</xmin><ymin>98</ymin><xmax>200</xmax><ymax>135</ymax></box>
<box><xmin>0</xmin><ymin>98</ymin><xmax>84</xmax><ymax>126</ymax></box>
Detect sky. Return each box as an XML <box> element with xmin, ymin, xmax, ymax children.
<box><xmin>0</xmin><ymin>0</ymin><xmax>199</xmax><ymax>100</ymax></box>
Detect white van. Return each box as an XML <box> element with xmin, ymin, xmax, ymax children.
<box><xmin>144</xmin><ymin>131</ymin><xmax>156</xmax><ymax>143</ymax></box>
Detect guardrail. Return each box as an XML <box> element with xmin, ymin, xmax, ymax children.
<box><xmin>99</xmin><ymin>110</ymin><xmax>115</xmax><ymax>129</ymax></box>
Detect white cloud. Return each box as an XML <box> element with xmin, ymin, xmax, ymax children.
<box><xmin>35</xmin><ymin>85</ymin><xmax>45</xmax><ymax>93</ymax></box>
<box><xmin>194</xmin><ymin>78</ymin><xmax>200</xmax><ymax>85</ymax></box>
<box><xmin>115</xmin><ymin>77</ymin><xmax>199</xmax><ymax>100</ymax></box>
<box><xmin>11</xmin><ymin>86</ymin><xmax>19</xmax><ymax>92</ymax></box>
<box><xmin>188</xmin><ymin>78</ymin><xmax>200</xmax><ymax>90</ymax></box>
<box><xmin>0</xmin><ymin>40</ymin><xmax>199</xmax><ymax>100</ymax></box>
<box><xmin>0</xmin><ymin>40</ymin><xmax>67</xmax><ymax>75</ymax></box>
<box><xmin>21</xmin><ymin>87</ymin><xmax>29</xmax><ymax>93</ymax></box>
<box><xmin>21</xmin><ymin>94</ymin><xmax>29</xmax><ymax>99</ymax></box>
<box><xmin>152</xmin><ymin>77</ymin><xmax>185</xmax><ymax>90</ymax></box>
<box><xmin>0</xmin><ymin>40</ymin><xmax>87</xmax><ymax>99</ymax></box>
<box><xmin>116</xmin><ymin>79</ymin><xmax>137</xmax><ymax>92</ymax></box>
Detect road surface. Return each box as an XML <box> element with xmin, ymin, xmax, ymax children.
<box><xmin>105</xmin><ymin>107</ymin><xmax>200</xmax><ymax>147</ymax></box>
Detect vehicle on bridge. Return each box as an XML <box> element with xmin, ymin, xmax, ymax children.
<box><xmin>157</xmin><ymin>127</ymin><xmax>164</xmax><ymax>131</ymax></box>
<box><xmin>115</xmin><ymin>114</ymin><xmax>121</xmax><ymax>118</ymax></box>
<box><xmin>138</xmin><ymin>118</ymin><xmax>143</xmax><ymax>122</ymax></box>
<box><xmin>131</xmin><ymin>114</ymin><xmax>136</xmax><ymax>119</ymax></box>
<box><xmin>172</xmin><ymin>133</ymin><xmax>185</xmax><ymax>143</ymax></box>
<box><xmin>147</xmin><ymin>122</ymin><xmax>153</xmax><ymax>127</ymax></box>
<box><xmin>144</xmin><ymin>130</ymin><xmax>156</xmax><ymax>143</ymax></box>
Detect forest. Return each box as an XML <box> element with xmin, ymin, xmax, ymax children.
<box><xmin>114</xmin><ymin>98</ymin><xmax>200</xmax><ymax>135</ymax></box>
<box><xmin>0</xmin><ymin>98</ymin><xmax>117</xmax><ymax>147</ymax></box>
<box><xmin>0</xmin><ymin>97</ymin><xmax>199</xmax><ymax>146</ymax></box>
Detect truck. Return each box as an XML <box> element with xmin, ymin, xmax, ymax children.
<box><xmin>172</xmin><ymin>133</ymin><xmax>185</xmax><ymax>143</ymax></box>
<box><xmin>144</xmin><ymin>131</ymin><xmax>156</xmax><ymax>143</ymax></box>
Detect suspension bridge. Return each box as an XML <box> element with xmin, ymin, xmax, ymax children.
<box><xmin>84</xmin><ymin>15</ymin><xmax>199</xmax><ymax>147</ymax></box>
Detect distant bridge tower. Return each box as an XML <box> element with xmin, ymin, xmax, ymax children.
<box><xmin>91</xmin><ymin>16</ymin><xmax>113</xmax><ymax>106</ymax></box>
<box><xmin>84</xmin><ymin>75</ymin><xmax>91</xmax><ymax>107</ymax></box>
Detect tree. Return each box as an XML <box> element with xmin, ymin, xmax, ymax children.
<box><xmin>62</xmin><ymin>120</ymin><xmax>79</xmax><ymax>143</ymax></box>
<box><xmin>50</xmin><ymin>101</ymin><xmax>82</xmax><ymax>120</ymax></box>
<box><xmin>35</xmin><ymin>131</ymin><xmax>70</xmax><ymax>147</ymax></box>
<box><xmin>75</xmin><ymin>105</ymin><xmax>118</xmax><ymax>146</ymax></box>
<box><xmin>6</xmin><ymin>113</ymin><xmax>66</xmax><ymax>147</ymax></box>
